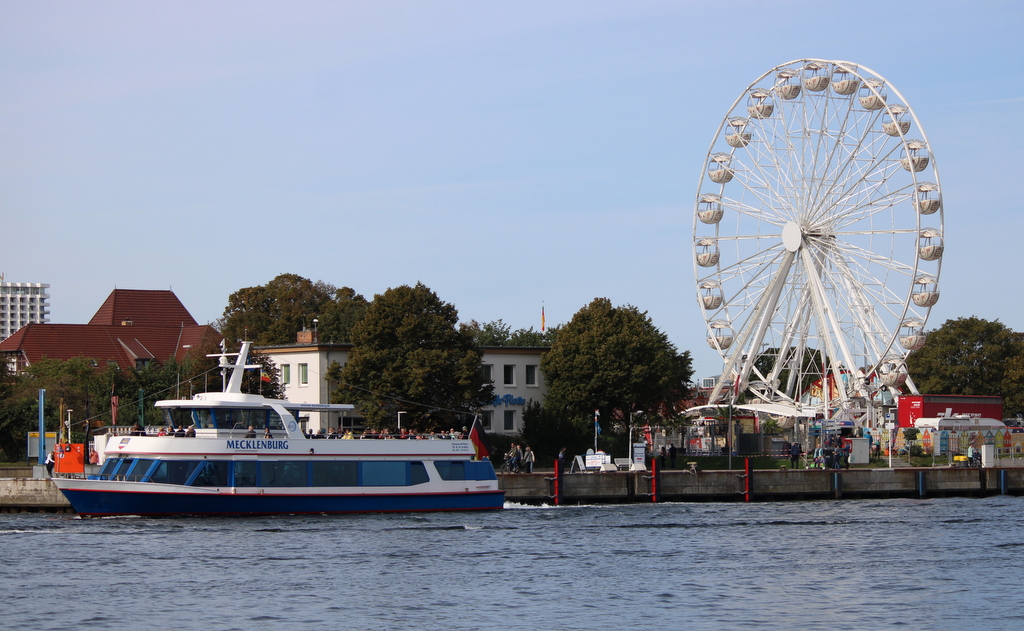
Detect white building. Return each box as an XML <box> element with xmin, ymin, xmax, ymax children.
<box><xmin>478</xmin><ymin>347</ymin><xmax>547</xmax><ymax>433</ymax></box>
<box><xmin>257</xmin><ymin>339</ymin><xmax>547</xmax><ymax>435</ymax></box>
<box><xmin>0</xmin><ymin>280</ymin><xmax>50</xmax><ymax>342</ymax></box>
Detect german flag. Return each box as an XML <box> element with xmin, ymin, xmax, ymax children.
<box><xmin>469</xmin><ymin>415</ymin><xmax>493</xmax><ymax>461</ymax></box>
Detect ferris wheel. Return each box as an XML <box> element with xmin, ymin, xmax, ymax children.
<box><xmin>693</xmin><ymin>59</ymin><xmax>944</xmax><ymax>417</ymax></box>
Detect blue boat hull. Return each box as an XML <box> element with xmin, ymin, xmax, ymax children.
<box><xmin>60</xmin><ymin>488</ymin><xmax>505</xmax><ymax>516</ymax></box>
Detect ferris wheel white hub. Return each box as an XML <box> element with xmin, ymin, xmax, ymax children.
<box><xmin>782</xmin><ymin>222</ymin><xmax>802</xmax><ymax>253</ymax></box>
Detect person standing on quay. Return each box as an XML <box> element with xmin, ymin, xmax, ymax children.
<box><xmin>668</xmin><ymin>444</ymin><xmax>677</xmax><ymax>469</ymax></box>
<box><xmin>790</xmin><ymin>442</ymin><xmax>801</xmax><ymax>469</ymax></box>
<box><xmin>45</xmin><ymin>449</ymin><xmax>55</xmax><ymax>477</ymax></box>
<box><xmin>522</xmin><ymin>446</ymin><xmax>535</xmax><ymax>473</ymax></box>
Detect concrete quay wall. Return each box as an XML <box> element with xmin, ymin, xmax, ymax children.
<box><xmin>500</xmin><ymin>467</ymin><xmax>1024</xmax><ymax>504</ymax></box>
<box><xmin>4</xmin><ymin>467</ymin><xmax>1022</xmax><ymax>513</ymax></box>
<box><xmin>0</xmin><ymin>478</ymin><xmax>72</xmax><ymax>513</ymax></box>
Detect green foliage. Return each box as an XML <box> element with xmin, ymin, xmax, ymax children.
<box><xmin>332</xmin><ymin>283</ymin><xmax>493</xmax><ymax>430</ymax></box>
<box><xmin>218</xmin><ymin>273</ymin><xmax>366</xmax><ymax>346</ymax></box>
<box><xmin>903</xmin><ymin>427</ymin><xmax>920</xmax><ymax>442</ymax></box>
<box><xmin>520</xmin><ymin>399</ymin><xmax>588</xmax><ymax>464</ymax></box>
<box><xmin>0</xmin><ymin>396</ymin><xmax>37</xmax><ymax>461</ymax></box>
<box><xmin>318</xmin><ymin>286</ymin><xmax>370</xmax><ymax>344</ymax></box>
<box><xmin>540</xmin><ymin>298</ymin><xmax>693</xmax><ymax>434</ymax></box>
<box><xmin>907</xmin><ymin>316</ymin><xmax>1024</xmax><ymax>415</ymax></box>
<box><xmin>241</xmin><ymin>350</ymin><xmax>285</xmax><ymax>400</ymax></box>
<box><xmin>464</xmin><ymin>319</ymin><xmax>557</xmax><ymax>347</ymax></box>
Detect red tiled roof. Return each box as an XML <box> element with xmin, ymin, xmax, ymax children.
<box><xmin>0</xmin><ymin>323</ymin><xmax>221</xmax><ymax>369</ymax></box>
<box><xmin>89</xmin><ymin>289</ymin><xmax>198</xmax><ymax>327</ymax></box>
<box><xmin>0</xmin><ymin>289</ymin><xmax>220</xmax><ymax>370</ymax></box>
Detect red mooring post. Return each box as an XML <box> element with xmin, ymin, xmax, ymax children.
<box><xmin>650</xmin><ymin>457</ymin><xmax>659</xmax><ymax>503</ymax></box>
<box><xmin>553</xmin><ymin>458</ymin><xmax>562</xmax><ymax>505</ymax></box>
<box><xmin>744</xmin><ymin>457</ymin><xmax>753</xmax><ymax>502</ymax></box>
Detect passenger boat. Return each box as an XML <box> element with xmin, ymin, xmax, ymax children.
<box><xmin>52</xmin><ymin>342</ymin><xmax>504</xmax><ymax>516</ymax></box>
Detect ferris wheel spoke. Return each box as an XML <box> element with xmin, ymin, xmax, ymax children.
<box><xmin>824</xmin><ymin>160</ymin><xmax>907</xmax><ymax>224</ymax></box>
<box><xmin>809</xmin><ymin>143</ymin><xmax>906</xmax><ymax>228</ymax></box>
<box><xmin>827</xmin><ymin>238</ymin><xmax>918</xmax><ymax>277</ymax></box>
<box><xmin>823</xmin><ymin>247</ymin><xmax>902</xmax><ymax>362</ymax></box>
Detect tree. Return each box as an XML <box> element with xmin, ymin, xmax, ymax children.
<box><xmin>217</xmin><ymin>273</ymin><xmax>345</xmax><ymax>346</ymax></box>
<box><xmin>464</xmin><ymin>319</ymin><xmax>558</xmax><ymax>347</ymax></box>
<box><xmin>317</xmin><ymin>286</ymin><xmax>369</xmax><ymax>344</ymax></box>
<box><xmin>541</xmin><ymin>298</ymin><xmax>693</xmax><ymax>437</ymax></box>
<box><xmin>906</xmin><ymin>317</ymin><xmax>1024</xmax><ymax>414</ymax></box>
<box><xmin>520</xmin><ymin>399</ymin><xmax>588</xmax><ymax>465</ymax></box>
<box><xmin>330</xmin><ymin>283</ymin><xmax>493</xmax><ymax>430</ymax></box>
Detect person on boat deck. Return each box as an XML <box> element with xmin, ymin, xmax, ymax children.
<box><xmin>244</xmin><ymin>426</ymin><xmax>256</xmax><ymax>438</ymax></box>
<box><xmin>185</xmin><ymin>425</ymin><xmax>196</xmax><ymax>438</ymax></box>
<box><xmin>328</xmin><ymin>428</ymin><xmax>339</xmax><ymax>439</ymax></box>
<box><xmin>264</xmin><ymin>427</ymin><xmax>273</xmax><ymax>439</ymax></box>
<box><xmin>174</xmin><ymin>426</ymin><xmax>186</xmax><ymax>437</ymax></box>
<box><xmin>157</xmin><ymin>427</ymin><xmax>167</xmax><ymax>437</ymax></box>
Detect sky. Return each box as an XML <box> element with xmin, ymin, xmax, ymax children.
<box><xmin>2</xmin><ymin>0</ymin><xmax>1022</xmax><ymax>380</ymax></box>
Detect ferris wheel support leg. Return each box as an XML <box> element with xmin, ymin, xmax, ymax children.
<box><xmin>800</xmin><ymin>247</ymin><xmax>860</xmax><ymax>410</ymax></box>
<box><xmin>708</xmin><ymin>250</ymin><xmax>796</xmax><ymax>404</ymax></box>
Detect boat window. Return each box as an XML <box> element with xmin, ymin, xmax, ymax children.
<box><xmin>470</xmin><ymin>461</ymin><xmax>497</xmax><ymax>481</ymax></box>
<box><xmin>162</xmin><ymin>408</ymin><xmax>194</xmax><ymax>429</ymax></box>
<box><xmin>190</xmin><ymin>461</ymin><xmax>230</xmax><ymax>487</ymax></box>
<box><xmin>260</xmin><ymin>461</ymin><xmax>308</xmax><ymax>487</ymax></box>
<box><xmin>267</xmin><ymin>410</ymin><xmax>284</xmax><ymax>430</ymax></box>
<box><xmin>435</xmin><ymin>461</ymin><xmax>465</xmax><ymax>481</ymax></box>
<box><xmin>239</xmin><ymin>409</ymin><xmax>264</xmax><ymax>428</ymax></box>
<box><xmin>112</xmin><ymin>458</ymin><xmax>135</xmax><ymax>479</ymax></box>
<box><xmin>191</xmin><ymin>409</ymin><xmax>213</xmax><ymax>428</ymax></box>
<box><xmin>361</xmin><ymin>461</ymin><xmax>406</xmax><ymax>486</ymax></box>
<box><xmin>207</xmin><ymin>408</ymin><xmax>282</xmax><ymax>430</ymax></box>
<box><xmin>410</xmin><ymin>461</ymin><xmax>429</xmax><ymax>485</ymax></box>
<box><xmin>311</xmin><ymin>461</ymin><xmax>358</xmax><ymax>486</ymax></box>
<box><xmin>99</xmin><ymin>458</ymin><xmax>119</xmax><ymax>477</ymax></box>
<box><xmin>234</xmin><ymin>461</ymin><xmax>257</xmax><ymax>486</ymax></box>
<box><xmin>149</xmin><ymin>460</ymin><xmax>201</xmax><ymax>485</ymax></box>
<box><xmin>126</xmin><ymin>458</ymin><xmax>157</xmax><ymax>482</ymax></box>
<box><xmin>436</xmin><ymin>460</ymin><xmax>496</xmax><ymax>481</ymax></box>
<box><xmin>215</xmin><ymin>409</ymin><xmax>241</xmax><ymax>429</ymax></box>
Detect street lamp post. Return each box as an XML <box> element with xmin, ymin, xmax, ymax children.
<box><xmin>65</xmin><ymin>409</ymin><xmax>73</xmax><ymax>444</ymax></box>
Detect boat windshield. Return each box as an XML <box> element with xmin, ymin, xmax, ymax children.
<box><xmin>160</xmin><ymin>407</ymin><xmax>284</xmax><ymax>430</ymax></box>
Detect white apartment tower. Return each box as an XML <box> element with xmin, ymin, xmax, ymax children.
<box><xmin>0</xmin><ymin>277</ymin><xmax>50</xmax><ymax>341</ymax></box>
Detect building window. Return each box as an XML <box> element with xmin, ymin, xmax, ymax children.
<box><xmin>480</xmin><ymin>411</ymin><xmax>492</xmax><ymax>430</ymax></box>
<box><xmin>299</xmin><ymin>363</ymin><xmax>308</xmax><ymax>386</ymax></box>
<box><xmin>503</xmin><ymin>365</ymin><xmax>515</xmax><ymax>386</ymax></box>
<box><xmin>481</xmin><ymin>364</ymin><xmax>493</xmax><ymax>384</ymax></box>
<box><xmin>504</xmin><ymin>410</ymin><xmax>515</xmax><ymax>431</ymax></box>
<box><xmin>281</xmin><ymin>364</ymin><xmax>291</xmax><ymax>385</ymax></box>
<box><xmin>525</xmin><ymin>365</ymin><xmax>538</xmax><ymax>386</ymax></box>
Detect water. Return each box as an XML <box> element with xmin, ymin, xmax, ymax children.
<box><xmin>2</xmin><ymin>497</ymin><xmax>1023</xmax><ymax>630</ymax></box>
